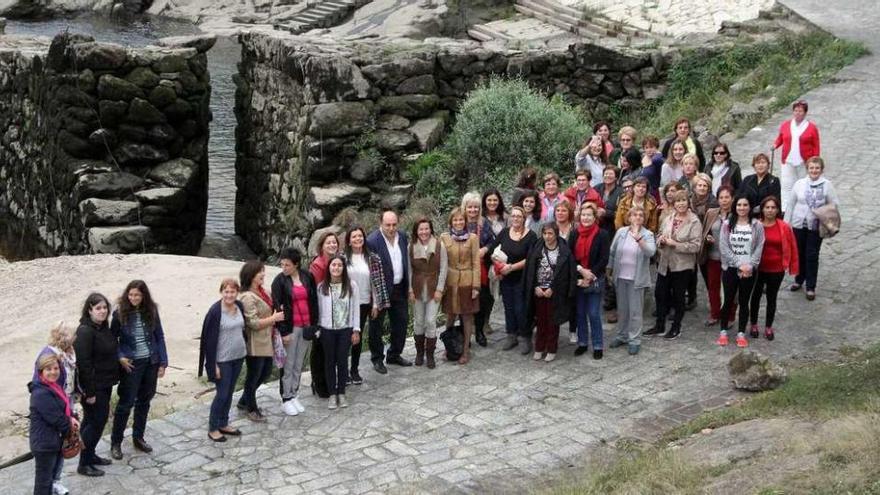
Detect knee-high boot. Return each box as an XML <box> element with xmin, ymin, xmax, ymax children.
<box><xmin>414</xmin><ymin>335</ymin><xmax>426</xmax><ymax>366</ymax></box>
<box><xmin>425</xmin><ymin>337</ymin><xmax>437</xmax><ymax>369</ymax></box>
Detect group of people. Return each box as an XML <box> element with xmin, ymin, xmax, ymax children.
<box><xmin>28</xmin><ymin>100</ymin><xmax>838</xmax><ymax>495</ymax></box>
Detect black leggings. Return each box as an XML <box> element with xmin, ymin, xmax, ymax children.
<box><xmin>750</xmin><ymin>271</ymin><xmax>785</xmax><ymax>328</ymax></box>
<box><xmin>721</xmin><ymin>267</ymin><xmax>757</xmax><ymax>332</ymax></box>
<box><xmin>350</xmin><ymin>303</ymin><xmax>370</xmax><ymax>373</ymax></box>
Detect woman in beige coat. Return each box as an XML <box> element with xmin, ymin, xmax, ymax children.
<box><xmin>439</xmin><ymin>208</ymin><xmax>481</xmax><ymax>365</ymax></box>
<box><xmin>645</xmin><ymin>190</ymin><xmax>702</xmax><ymax>340</ymax></box>
<box><xmin>237</xmin><ymin>260</ymin><xmax>283</xmax><ymax>422</ymax></box>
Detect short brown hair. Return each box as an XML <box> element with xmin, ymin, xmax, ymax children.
<box><xmin>411</xmin><ymin>217</ymin><xmax>434</xmax><ymax>239</ymax></box>
<box><xmin>220</xmin><ymin>278</ymin><xmax>240</xmax><ymax>292</ymax></box>
<box><xmin>752</xmin><ymin>153</ymin><xmax>770</xmax><ymax>167</ymax></box>
<box><xmin>542</xmin><ymin>172</ymin><xmax>560</xmax><ymax>187</ymax></box>
<box><xmin>806</xmin><ymin>156</ymin><xmax>825</xmax><ymax>170</ymax></box>
<box><xmin>792</xmin><ymin>100</ymin><xmax>808</xmax><ymax>113</ymax></box>
<box><xmin>37</xmin><ymin>353</ymin><xmax>60</xmax><ymax>373</ymax></box>
<box><xmin>671</xmin><ymin>190</ymin><xmax>690</xmax><ymax>205</ymax></box>
<box><xmin>579</xmin><ymin>203</ymin><xmax>599</xmax><ymax>220</ymax></box>
<box><xmin>555</xmin><ymin>199</ymin><xmax>575</xmax><ymax>223</ymax></box>
<box><xmin>642</xmin><ymin>135</ymin><xmax>660</xmax><ymax>148</ymax></box>
<box><xmin>447</xmin><ymin>207</ymin><xmax>467</xmax><ymax>228</ymax></box>
<box><xmin>673</xmin><ymin>117</ymin><xmax>691</xmax><ymax>132</ymax></box>
<box><xmin>574</xmin><ymin>168</ymin><xmax>591</xmax><ymax>181</ymax></box>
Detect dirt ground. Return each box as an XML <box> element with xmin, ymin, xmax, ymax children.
<box><xmin>0</xmin><ymin>254</ymin><xmax>281</xmax><ymax>464</ymax></box>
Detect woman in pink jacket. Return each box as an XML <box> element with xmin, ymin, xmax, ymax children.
<box><xmin>773</xmin><ymin>100</ymin><xmax>820</xmax><ymax>215</ymax></box>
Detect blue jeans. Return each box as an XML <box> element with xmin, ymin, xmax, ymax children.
<box><xmin>575</xmin><ymin>278</ymin><xmax>605</xmax><ymax>350</ymax></box>
<box><xmin>32</xmin><ymin>450</ymin><xmax>62</xmax><ymax>495</ymax></box>
<box><xmin>321</xmin><ymin>328</ymin><xmax>353</xmax><ymax>395</ymax></box>
<box><xmin>111</xmin><ymin>358</ymin><xmax>158</xmax><ymax>444</ymax></box>
<box><xmin>209</xmin><ymin>359</ymin><xmax>244</xmax><ymax>431</ymax></box>
<box><xmin>238</xmin><ymin>356</ymin><xmax>272</xmax><ymax>413</ymax></box>
<box><xmin>500</xmin><ymin>280</ymin><xmax>526</xmax><ymax>335</ymax></box>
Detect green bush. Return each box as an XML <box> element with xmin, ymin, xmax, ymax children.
<box><xmin>409</xmin><ymin>150</ymin><xmax>465</xmax><ymax>214</ymax></box>
<box><xmin>446</xmin><ymin>77</ymin><xmax>589</xmax><ymax>190</ymax></box>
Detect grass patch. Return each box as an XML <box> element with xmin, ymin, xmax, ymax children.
<box><xmin>662</xmin><ymin>343</ymin><xmax>880</xmax><ymax>443</ymax></box>
<box><xmin>601</xmin><ymin>31</ymin><xmax>867</xmax><ymax>137</ymax></box>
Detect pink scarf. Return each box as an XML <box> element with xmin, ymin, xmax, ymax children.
<box><xmin>41</xmin><ymin>376</ymin><xmax>71</xmax><ymax>418</ymax></box>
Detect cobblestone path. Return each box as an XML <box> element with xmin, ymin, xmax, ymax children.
<box><xmin>3</xmin><ymin>1</ymin><xmax>879</xmax><ymax>493</ymax></box>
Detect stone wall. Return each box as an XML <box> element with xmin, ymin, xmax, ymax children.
<box><xmin>0</xmin><ymin>30</ymin><xmax>213</xmax><ymax>257</ymax></box>
<box><xmin>235</xmin><ymin>33</ymin><xmax>669</xmax><ymax>257</ymax></box>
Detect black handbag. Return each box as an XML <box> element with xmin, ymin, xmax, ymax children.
<box><xmin>440</xmin><ymin>325</ymin><xmax>464</xmax><ymax>361</ymax></box>
<box><xmin>302</xmin><ymin>325</ymin><xmax>319</xmax><ymax>341</ymax></box>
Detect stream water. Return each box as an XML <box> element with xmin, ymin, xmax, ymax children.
<box><xmin>5</xmin><ymin>15</ymin><xmax>239</xmax><ymax>240</ymax></box>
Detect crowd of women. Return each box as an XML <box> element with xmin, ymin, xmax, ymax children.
<box><xmin>28</xmin><ymin>100</ymin><xmax>838</xmax><ymax>495</ymax></box>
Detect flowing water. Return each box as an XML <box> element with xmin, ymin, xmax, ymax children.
<box><xmin>5</xmin><ymin>15</ymin><xmax>239</xmax><ymax>240</ymax></box>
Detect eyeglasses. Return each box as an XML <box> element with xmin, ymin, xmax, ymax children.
<box><xmin>713</xmin><ymin>151</ymin><xmax>727</xmax><ymax>155</ymax></box>
<box><xmin>620</xmin><ymin>138</ymin><xmax>632</xmax><ymax>142</ymax></box>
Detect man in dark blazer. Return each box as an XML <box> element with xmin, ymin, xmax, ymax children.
<box><xmin>366</xmin><ymin>210</ymin><xmax>413</xmax><ymax>373</ymax></box>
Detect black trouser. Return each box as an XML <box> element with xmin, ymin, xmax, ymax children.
<box><xmin>369</xmin><ymin>283</ymin><xmax>408</xmax><ymax>362</ymax></box>
<box><xmin>721</xmin><ymin>267</ymin><xmax>758</xmax><ymax>332</ymax></box>
<box><xmin>473</xmin><ymin>285</ymin><xmax>494</xmax><ymax>336</ymax></box>
<box><xmin>80</xmin><ymin>386</ymin><xmax>112</xmax><ymax>467</ymax></box>
<box><xmin>655</xmin><ymin>269</ymin><xmax>691</xmax><ymax>332</ymax></box>
<box><xmin>238</xmin><ymin>356</ymin><xmax>273</xmax><ymax>413</ymax></box>
<box><xmin>793</xmin><ymin>227</ymin><xmax>823</xmax><ymax>290</ymax></box>
<box><xmin>351</xmin><ymin>304</ymin><xmax>370</xmax><ymax>373</ymax></box>
<box><xmin>750</xmin><ymin>271</ymin><xmax>785</xmax><ymax>328</ymax></box>
<box><xmin>111</xmin><ymin>358</ymin><xmax>158</xmax><ymax>445</ymax></box>
<box><xmin>33</xmin><ymin>450</ymin><xmax>62</xmax><ymax>495</ymax></box>
<box><xmin>686</xmin><ymin>263</ymin><xmax>698</xmax><ymax>305</ymax></box>
<box><xmin>321</xmin><ymin>327</ymin><xmax>352</xmax><ymax>395</ymax></box>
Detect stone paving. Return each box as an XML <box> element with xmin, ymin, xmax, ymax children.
<box><xmin>4</xmin><ymin>1</ymin><xmax>880</xmax><ymax>492</ymax></box>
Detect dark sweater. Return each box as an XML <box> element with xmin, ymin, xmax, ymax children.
<box><xmin>28</xmin><ymin>380</ymin><xmax>71</xmax><ymax>453</ymax></box>
<box><xmin>523</xmin><ymin>241</ymin><xmax>577</xmax><ymax>325</ymax></box>
<box><xmin>74</xmin><ymin>319</ymin><xmax>119</xmax><ymax>397</ymax></box>
<box><xmin>737</xmin><ymin>173</ymin><xmax>781</xmax><ymax>213</ymax></box>
<box><xmin>490</xmin><ymin>228</ymin><xmax>537</xmax><ymax>285</ymax></box>
<box><xmin>271</xmin><ymin>269</ymin><xmax>319</xmax><ymax>337</ymax></box>
<box><xmin>112</xmin><ymin>309</ymin><xmax>168</xmax><ymax>367</ymax></box>
<box><xmin>566</xmin><ymin>228</ymin><xmax>611</xmax><ymax>277</ymax></box>
<box><xmin>198</xmin><ymin>300</ymin><xmax>246</xmax><ymax>382</ymax></box>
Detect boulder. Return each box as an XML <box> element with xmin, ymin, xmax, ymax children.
<box><xmin>59</xmin><ymin>130</ymin><xmax>93</xmax><ymax>157</ymax></box>
<box><xmin>147</xmin><ymin>124</ymin><xmax>178</xmax><ymax>145</ymax></box>
<box><xmin>147</xmin><ymin>158</ymin><xmax>198</xmax><ymax>189</ymax></box>
<box><xmin>157</xmin><ymin>35</ymin><xmax>217</xmax><ymax>54</ymax></box>
<box><xmin>375</xmin><ymin>129</ymin><xmax>416</xmax><ymax>152</ymax></box>
<box><xmin>728</xmin><ymin>101</ymin><xmax>762</xmax><ymax>124</ymax></box>
<box><xmin>114</xmin><ymin>143</ymin><xmax>169</xmax><ymax>166</ymax></box>
<box><xmin>377</xmin><ymin>95</ymin><xmax>439</xmax><ymax>118</ymax></box>
<box><xmin>361</xmin><ymin>58</ymin><xmax>434</xmax><ymax>84</ymax></box>
<box><xmin>163</xmin><ymin>99</ymin><xmax>193</xmax><ymax>121</ymax></box>
<box><xmin>148</xmin><ymin>85</ymin><xmax>178</xmax><ymax>108</ymax></box>
<box><xmin>68</xmin><ymin>160</ymin><xmax>113</xmax><ymax>177</ymax></box>
<box><xmin>79</xmin><ymin>198</ymin><xmax>139</xmax><ymax>226</ymax></box>
<box><xmin>134</xmin><ymin>187</ymin><xmax>187</xmax><ymax>212</ymax></box>
<box><xmin>88</xmin><ymin>226</ymin><xmax>152</xmax><ymax>254</ymax></box>
<box><xmin>408</xmin><ymin>113</ymin><xmax>447</xmax><ymax>151</ymax></box>
<box><xmin>126</xmin><ymin>67</ymin><xmax>160</xmax><ymax>89</ymax></box>
<box><xmin>97</xmin><ymin>75</ymin><xmax>144</xmax><ymax>101</ymax></box>
<box><xmin>311</xmin><ymin>183</ymin><xmax>371</xmax><ymax>208</ymax></box>
<box><xmin>98</xmin><ymin>100</ymin><xmax>129</xmax><ymax>127</ymax></box>
<box><xmin>349</xmin><ymin>158</ymin><xmax>377</xmax><ymax>183</ymax></box>
<box><xmin>152</xmin><ymin>54</ymin><xmax>190</xmax><ymax>74</ymax></box>
<box><xmin>397</xmin><ymin>75</ymin><xmax>437</xmax><ymax>95</ymax></box>
<box><xmin>308</xmin><ymin>102</ymin><xmax>370</xmax><ymax>138</ymax></box>
<box><xmin>728</xmin><ymin>350</ymin><xmax>787</xmax><ymax>391</ymax></box>
<box><xmin>73</xmin><ymin>42</ymin><xmax>128</xmax><ymax>70</ymax></box>
<box><xmin>118</xmin><ymin>124</ymin><xmax>148</xmax><ymax>142</ymax></box>
<box><xmin>128</xmin><ymin>98</ymin><xmax>167</xmax><ymax>124</ymax></box>
<box><xmin>383</xmin><ymin>184</ymin><xmax>413</xmax><ymax>210</ymax></box>
<box><xmin>88</xmin><ymin>128</ymin><xmax>116</xmax><ymax>148</ymax></box>
<box><xmin>642</xmin><ymin>83</ymin><xmax>667</xmax><ymax>100</ymax></box>
<box><xmin>77</xmin><ymin>172</ymin><xmax>145</xmax><ymax>199</ymax></box>
<box><xmin>377</xmin><ymin>114</ymin><xmax>410</xmax><ymax>130</ymax></box>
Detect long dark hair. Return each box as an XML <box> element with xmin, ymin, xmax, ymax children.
<box><xmin>482</xmin><ymin>188</ymin><xmax>506</xmax><ymax>222</ymax></box>
<box><xmin>80</xmin><ymin>292</ymin><xmax>111</xmax><ymax>325</ymax></box>
<box><xmin>117</xmin><ymin>280</ymin><xmax>158</xmax><ymax>327</ymax></box>
<box><xmin>320</xmin><ymin>255</ymin><xmax>352</xmax><ymax>296</ymax></box>
<box><xmin>516</xmin><ymin>189</ymin><xmax>542</xmax><ymax>222</ymax></box>
<box><xmin>239</xmin><ymin>260</ymin><xmax>265</xmax><ymax>291</ymax></box>
<box><xmin>729</xmin><ymin>194</ymin><xmax>752</xmax><ymax>225</ymax></box>
<box><xmin>344</xmin><ymin>226</ymin><xmax>370</xmax><ymax>261</ymax></box>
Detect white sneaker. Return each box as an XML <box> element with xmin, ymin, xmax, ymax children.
<box><xmin>292</xmin><ymin>397</ymin><xmax>305</xmax><ymax>413</ymax></box>
<box><xmin>282</xmin><ymin>400</ymin><xmax>299</xmax><ymax>416</ymax></box>
<box><xmin>569</xmin><ymin>333</ymin><xmax>577</xmax><ymax>344</ymax></box>
<box><xmin>53</xmin><ymin>482</ymin><xmax>69</xmax><ymax>495</ymax></box>
<box><xmin>328</xmin><ymin>396</ymin><xmax>338</xmax><ymax>410</ymax></box>
<box><xmin>532</xmin><ymin>352</ymin><xmax>542</xmax><ymax>361</ymax></box>
<box><xmin>338</xmin><ymin>394</ymin><xmax>348</xmax><ymax>408</ymax></box>
<box><xmin>544</xmin><ymin>353</ymin><xmax>556</xmax><ymax>362</ymax></box>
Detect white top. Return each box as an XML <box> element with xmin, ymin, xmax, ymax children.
<box><xmin>788</xmin><ymin>119</ymin><xmax>810</xmax><ymax>166</ymax></box>
<box><xmin>728</xmin><ymin>223</ymin><xmax>754</xmax><ymax>267</ymax></box>
<box><xmin>347</xmin><ymin>253</ymin><xmax>372</xmax><ymax>305</ymax></box>
<box><xmin>575</xmin><ymin>151</ymin><xmax>605</xmax><ymax>187</ymax></box>
<box><xmin>711</xmin><ymin>162</ymin><xmax>727</xmax><ymax>196</ymax></box>
<box><xmin>660</xmin><ymin>162</ymin><xmax>683</xmax><ymax>187</ymax></box>
<box><xmin>383</xmin><ymin>234</ymin><xmax>404</xmax><ymax>285</ymax></box>
<box><xmin>615</xmin><ymin>234</ymin><xmax>640</xmax><ymax>281</ymax></box>
<box><xmin>785</xmin><ymin>177</ymin><xmax>840</xmax><ymax>230</ymax></box>
<box><xmin>316</xmin><ymin>281</ymin><xmax>361</xmax><ymax>332</ymax></box>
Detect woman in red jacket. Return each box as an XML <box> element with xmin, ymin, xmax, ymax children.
<box><xmin>773</xmin><ymin>100</ymin><xmax>820</xmax><ymax>215</ymax></box>
<box><xmin>748</xmin><ymin>196</ymin><xmax>799</xmax><ymax>341</ymax></box>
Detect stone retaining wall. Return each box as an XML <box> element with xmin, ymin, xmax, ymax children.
<box><xmin>235</xmin><ymin>33</ymin><xmax>669</xmax><ymax>257</ymax></box>
<box><xmin>0</xmin><ymin>30</ymin><xmax>213</xmax><ymax>257</ymax></box>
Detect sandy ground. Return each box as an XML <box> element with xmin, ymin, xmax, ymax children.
<box><xmin>0</xmin><ymin>254</ymin><xmax>280</xmax><ymax>463</ymax></box>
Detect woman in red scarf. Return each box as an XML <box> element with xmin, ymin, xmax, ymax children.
<box><xmin>237</xmin><ymin>261</ymin><xmax>285</xmax><ymax>422</ymax></box>
<box><xmin>30</xmin><ymin>353</ymin><xmax>78</xmax><ymax>495</ymax></box>
<box><xmin>566</xmin><ymin>203</ymin><xmax>610</xmax><ymax>359</ymax></box>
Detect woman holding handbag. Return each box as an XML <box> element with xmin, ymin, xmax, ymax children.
<box><xmin>440</xmin><ymin>208</ymin><xmax>481</xmax><ymax>365</ymax></box>
<box><xmin>237</xmin><ymin>261</ymin><xmax>284</xmax><ymax>422</ymax></box>
<box><xmin>30</xmin><ymin>353</ymin><xmax>78</xmax><ymax>495</ymax></box>
<box><xmin>491</xmin><ymin>206</ymin><xmax>538</xmax><ymax>354</ymax></box>
<box><xmin>568</xmin><ymin>203</ymin><xmax>611</xmax><ymax>359</ymax></box>
<box><xmin>785</xmin><ymin>156</ymin><xmax>840</xmax><ymax>301</ymax></box>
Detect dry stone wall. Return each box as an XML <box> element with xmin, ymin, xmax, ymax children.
<box><xmin>0</xmin><ymin>29</ymin><xmax>213</xmax><ymax>257</ymax></box>
<box><xmin>236</xmin><ymin>33</ymin><xmax>669</xmax><ymax>257</ymax></box>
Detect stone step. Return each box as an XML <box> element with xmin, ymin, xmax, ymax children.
<box><xmin>524</xmin><ymin>0</ymin><xmax>642</xmax><ymax>37</ymax></box>
<box><xmin>513</xmin><ymin>4</ymin><xmax>602</xmax><ymax>40</ymax></box>
<box><xmin>467</xmin><ymin>28</ymin><xmax>494</xmax><ymax>42</ymax></box>
<box><xmin>469</xmin><ymin>23</ymin><xmax>513</xmax><ymax>41</ymax></box>
<box><xmin>516</xmin><ymin>0</ymin><xmax>612</xmax><ymax>38</ymax></box>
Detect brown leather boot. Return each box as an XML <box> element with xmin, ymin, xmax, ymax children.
<box><xmin>425</xmin><ymin>337</ymin><xmax>437</xmax><ymax>369</ymax></box>
<box><xmin>414</xmin><ymin>335</ymin><xmax>426</xmax><ymax>366</ymax></box>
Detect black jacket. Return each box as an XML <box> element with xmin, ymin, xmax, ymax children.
<box><xmin>198</xmin><ymin>300</ymin><xmax>246</xmax><ymax>382</ymax></box>
<box><xmin>566</xmin><ymin>228</ymin><xmax>611</xmax><ymax>277</ymax></box>
<box><xmin>28</xmin><ymin>380</ymin><xmax>71</xmax><ymax>453</ymax></box>
<box><xmin>595</xmin><ymin>182</ymin><xmax>624</xmax><ymax>233</ymax></box>
<box><xmin>737</xmin><ymin>173</ymin><xmax>780</xmax><ymax>212</ymax></box>
<box><xmin>271</xmin><ymin>269</ymin><xmax>319</xmax><ymax>337</ymax></box>
<box><xmin>74</xmin><ymin>319</ymin><xmax>119</xmax><ymax>398</ymax></box>
<box><xmin>707</xmin><ymin>159</ymin><xmax>743</xmax><ymax>192</ymax></box>
<box><xmin>523</xmin><ymin>241</ymin><xmax>577</xmax><ymax>326</ymax></box>
<box><xmin>661</xmin><ymin>133</ymin><xmax>707</xmax><ymax>172</ymax></box>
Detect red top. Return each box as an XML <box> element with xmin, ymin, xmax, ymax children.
<box><xmin>773</xmin><ymin>119</ymin><xmax>820</xmax><ymax>164</ymax></box>
<box><xmin>760</xmin><ymin>222</ymin><xmax>785</xmax><ymax>273</ymax></box>
<box><xmin>309</xmin><ymin>255</ymin><xmax>328</xmax><ymax>284</ymax></box>
<box><xmin>291</xmin><ymin>284</ymin><xmax>311</xmax><ymax>327</ymax></box>
<box><xmin>563</xmin><ymin>186</ymin><xmax>605</xmax><ymax>211</ymax></box>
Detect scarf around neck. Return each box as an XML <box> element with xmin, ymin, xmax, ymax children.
<box><xmin>450</xmin><ymin>227</ymin><xmax>470</xmax><ymax>242</ymax></box>
<box><xmin>41</xmin><ymin>376</ymin><xmax>71</xmax><ymax>418</ymax></box>
<box><xmin>575</xmin><ymin>223</ymin><xmax>600</xmax><ymax>268</ymax></box>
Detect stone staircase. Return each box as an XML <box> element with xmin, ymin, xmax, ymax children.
<box><xmin>273</xmin><ymin>0</ymin><xmax>372</xmax><ymax>34</ymax></box>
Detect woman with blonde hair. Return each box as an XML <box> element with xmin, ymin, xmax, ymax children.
<box><xmin>439</xmin><ymin>207</ymin><xmax>481</xmax><ymax>365</ymax></box>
